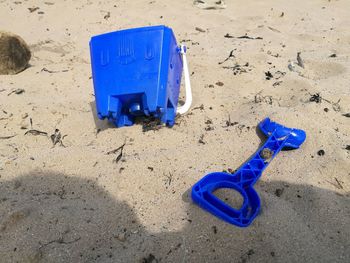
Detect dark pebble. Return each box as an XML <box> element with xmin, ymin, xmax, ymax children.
<box><xmin>265</xmin><ymin>71</ymin><xmax>273</xmax><ymax>80</ymax></box>
<box><xmin>317</xmin><ymin>150</ymin><xmax>325</xmax><ymax>156</ymax></box>
<box><xmin>275</xmin><ymin>188</ymin><xmax>284</xmax><ymax>197</ymax></box>
<box><xmin>142</xmin><ymin>254</ymin><xmax>158</xmax><ymax>263</ymax></box>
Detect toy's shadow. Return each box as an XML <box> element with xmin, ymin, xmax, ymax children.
<box><xmin>90</xmin><ymin>101</ymin><xmax>115</xmax><ymax>131</ymax></box>
<box><xmin>0</xmin><ymin>171</ymin><xmax>348</xmax><ymax>262</ymax></box>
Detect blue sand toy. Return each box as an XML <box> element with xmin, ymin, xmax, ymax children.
<box><xmin>191</xmin><ymin>118</ymin><xmax>306</xmax><ymax>227</ymax></box>
<box><xmin>90</xmin><ymin>25</ymin><xmax>192</xmax><ymax>128</ymax></box>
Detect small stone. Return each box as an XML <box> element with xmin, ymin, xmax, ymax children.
<box><xmin>115</xmin><ymin>232</ymin><xmax>126</xmax><ymax>242</ymax></box>
<box><xmin>142</xmin><ymin>254</ymin><xmax>158</xmax><ymax>263</ymax></box>
<box><xmin>317</xmin><ymin>149</ymin><xmax>325</xmax><ymax>156</ymax></box>
<box><xmin>215</xmin><ymin>81</ymin><xmax>224</xmax><ymax>86</ymax></box>
<box><xmin>14</xmin><ymin>88</ymin><xmax>25</xmax><ymax>94</ymax></box>
<box><xmin>275</xmin><ymin>188</ymin><xmax>284</xmax><ymax>197</ymax></box>
<box><xmin>261</xmin><ymin>148</ymin><xmax>273</xmax><ymax>161</ymax></box>
<box><xmin>20</xmin><ymin>122</ymin><xmax>29</xmax><ymax>129</ymax></box>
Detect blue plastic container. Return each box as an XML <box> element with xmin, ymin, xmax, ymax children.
<box><xmin>90</xmin><ymin>25</ymin><xmax>183</xmax><ymax>127</ymax></box>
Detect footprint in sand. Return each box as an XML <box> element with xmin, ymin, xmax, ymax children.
<box><xmin>276</xmin><ymin>79</ymin><xmax>313</xmax><ymax>107</ymax></box>
<box><xmin>255</xmin><ymin>79</ymin><xmax>312</xmax><ymax>108</ymax></box>
<box><xmin>289</xmin><ymin>54</ymin><xmax>347</xmax><ymax>81</ymax></box>
<box><xmin>302</xmin><ymin>61</ymin><xmax>347</xmax><ymax>80</ymax></box>
<box><xmin>0</xmin><ymin>208</ymin><xmax>31</xmax><ymax>232</ymax></box>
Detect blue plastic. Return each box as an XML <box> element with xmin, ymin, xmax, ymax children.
<box><xmin>90</xmin><ymin>25</ymin><xmax>183</xmax><ymax>127</ymax></box>
<box><xmin>191</xmin><ymin>118</ymin><xmax>306</xmax><ymax>227</ymax></box>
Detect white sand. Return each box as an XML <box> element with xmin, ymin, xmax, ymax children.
<box><xmin>0</xmin><ymin>0</ymin><xmax>349</xmax><ymax>262</ymax></box>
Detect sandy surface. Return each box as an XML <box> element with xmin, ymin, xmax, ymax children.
<box><xmin>0</xmin><ymin>0</ymin><xmax>349</xmax><ymax>262</ymax></box>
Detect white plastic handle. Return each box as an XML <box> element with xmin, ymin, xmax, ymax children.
<box><xmin>176</xmin><ymin>45</ymin><xmax>192</xmax><ymax>115</ymax></box>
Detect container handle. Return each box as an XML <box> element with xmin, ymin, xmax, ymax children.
<box><xmin>176</xmin><ymin>45</ymin><xmax>192</xmax><ymax>115</ymax></box>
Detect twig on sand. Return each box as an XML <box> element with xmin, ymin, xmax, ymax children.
<box><xmin>163</xmin><ymin>172</ymin><xmax>173</xmax><ymax>186</ymax></box>
<box><xmin>7</xmin><ymin>88</ymin><xmax>25</xmax><ymax>96</ymax></box>
<box><xmin>218</xmin><ymin>49</ymin><xmax>235</xmax><ymax>64</ymax></box>
<box><xmin>39</xmin><ymin>236</ymin><xmax>81</xmax><ymax>250</ymax></box>
<box><xmin>334</xmin><ymin>178</ymin><xmax>344</xmax><ymax>189</ymax></box>
<box><xmin>326</xmin><ymin>177</ymin><xmax>344</xmax><ymax>190</ymax></box>
<box><xmin>106</xmin><ymin>143</ymin><xmax>125</xmax><ymax>155</ymax></box>
<box><xmin>224</xmin><ymin>34</ymin><xmax>262</xmax><ymax>40</ymax></box>
<box><xmin>106</xmin><ymin>142</ymin><xmax>126</xmax><ymax>163</ymax></box>
<box><xmin>237</xmin><ymin>35</ymin><xmax>263</xmax><ymax>40</ymax></box>
<box><xmin>198</xmin><ymin>134</ymin><xmax>205</xmax><ymax>144</ymax></box>
<box><xmin>308</xmin><ymin>93</ymin><xmax>341</xmax><ymax>112</ymax></box>
<box><xmin>0</xmin><ymin>134</ymin><xmax>16</xmax><ymax>139</ymax></box>
<box><xmin>191</xmin><ymin>104</ymin><xmax>204</xmax><ymax>111</ymax></box>
<box><xmin>222</xmin><ymin>115</ymin><xmax>238</xmax><ymax>128</ymax></box>
<box><xmin>296</xmin><ymin>52</ymin><xmax>304</xmax><ymax>68</ymax></box>
<box><xmin>24</xmin><ymin>129</ymin><xmax>48</xmax><ymax>136</ymax></box>
<box><xmin>50</xmin><ymin>129</ymin><xmax>67</xmax><ymax>147</ymax></box>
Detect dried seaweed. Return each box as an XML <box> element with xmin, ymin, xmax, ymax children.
<box><xmin>8</xmin><ymin>88</ymin><xmax>25</xmax><ymax>96</ymax></box>
<box><xmin>24</xmin><ymin>129</ymin><xmax>48</xmax><ymax>136</ymax></box>
<box><xmin>142</xmin><ymin>117</ymin><xmax>163</xmax><ymax>132</ymax></box>
<box><xmin>50</xmin><ymin>129</ymin><xmax>67</xmax><ymax>147</ymax></box>
<box><xmin>0</xmin><ymin>134</ymin><xmax>16</xmax><ymax>139</ymax></box>
<box><xmin>237</xmin><ymin>35</ymin><xmax>263</xmax><ymax>40</ymax></box>
<box><xmin>218</xmin><ymin>50</ymin><xmax>235</xmax><ymax>64</ymax></box>
<box><xmin>107</xmin><ymin>143</ymin><xmax>126</xmax><ymax>163</ymax></box>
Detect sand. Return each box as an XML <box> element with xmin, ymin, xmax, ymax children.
<box><xmin>0</xmin><ymin>0</ymin><xmax>349</xmax><ymax>262</ymax></box>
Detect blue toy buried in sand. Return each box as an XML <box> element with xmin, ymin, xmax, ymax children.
<box><xmin>191</xmin><ymin>118</ymin><xmax>306</xmax><ymax>227</ymax></box>
<box><xmin>90</xmin><ymin>25</ymin><xmax>192</xmax><ymax>128</ymax></box>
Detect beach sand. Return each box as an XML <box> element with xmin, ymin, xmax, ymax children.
<box><xmin>0</xmin><ymin>0</ymin><xmax>349</xmax><ymax>262</ymax></box>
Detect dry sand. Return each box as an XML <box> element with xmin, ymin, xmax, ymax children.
<box><xmin>0</xmin><ymin>0</ymin><xmax>349</xmax><ymax>262</ymax></box>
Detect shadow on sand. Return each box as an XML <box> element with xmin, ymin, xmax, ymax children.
<box><xmin>0</xmin><ymin>171</ymin><xmax>349</xmax><ymax>262</ymax></box>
